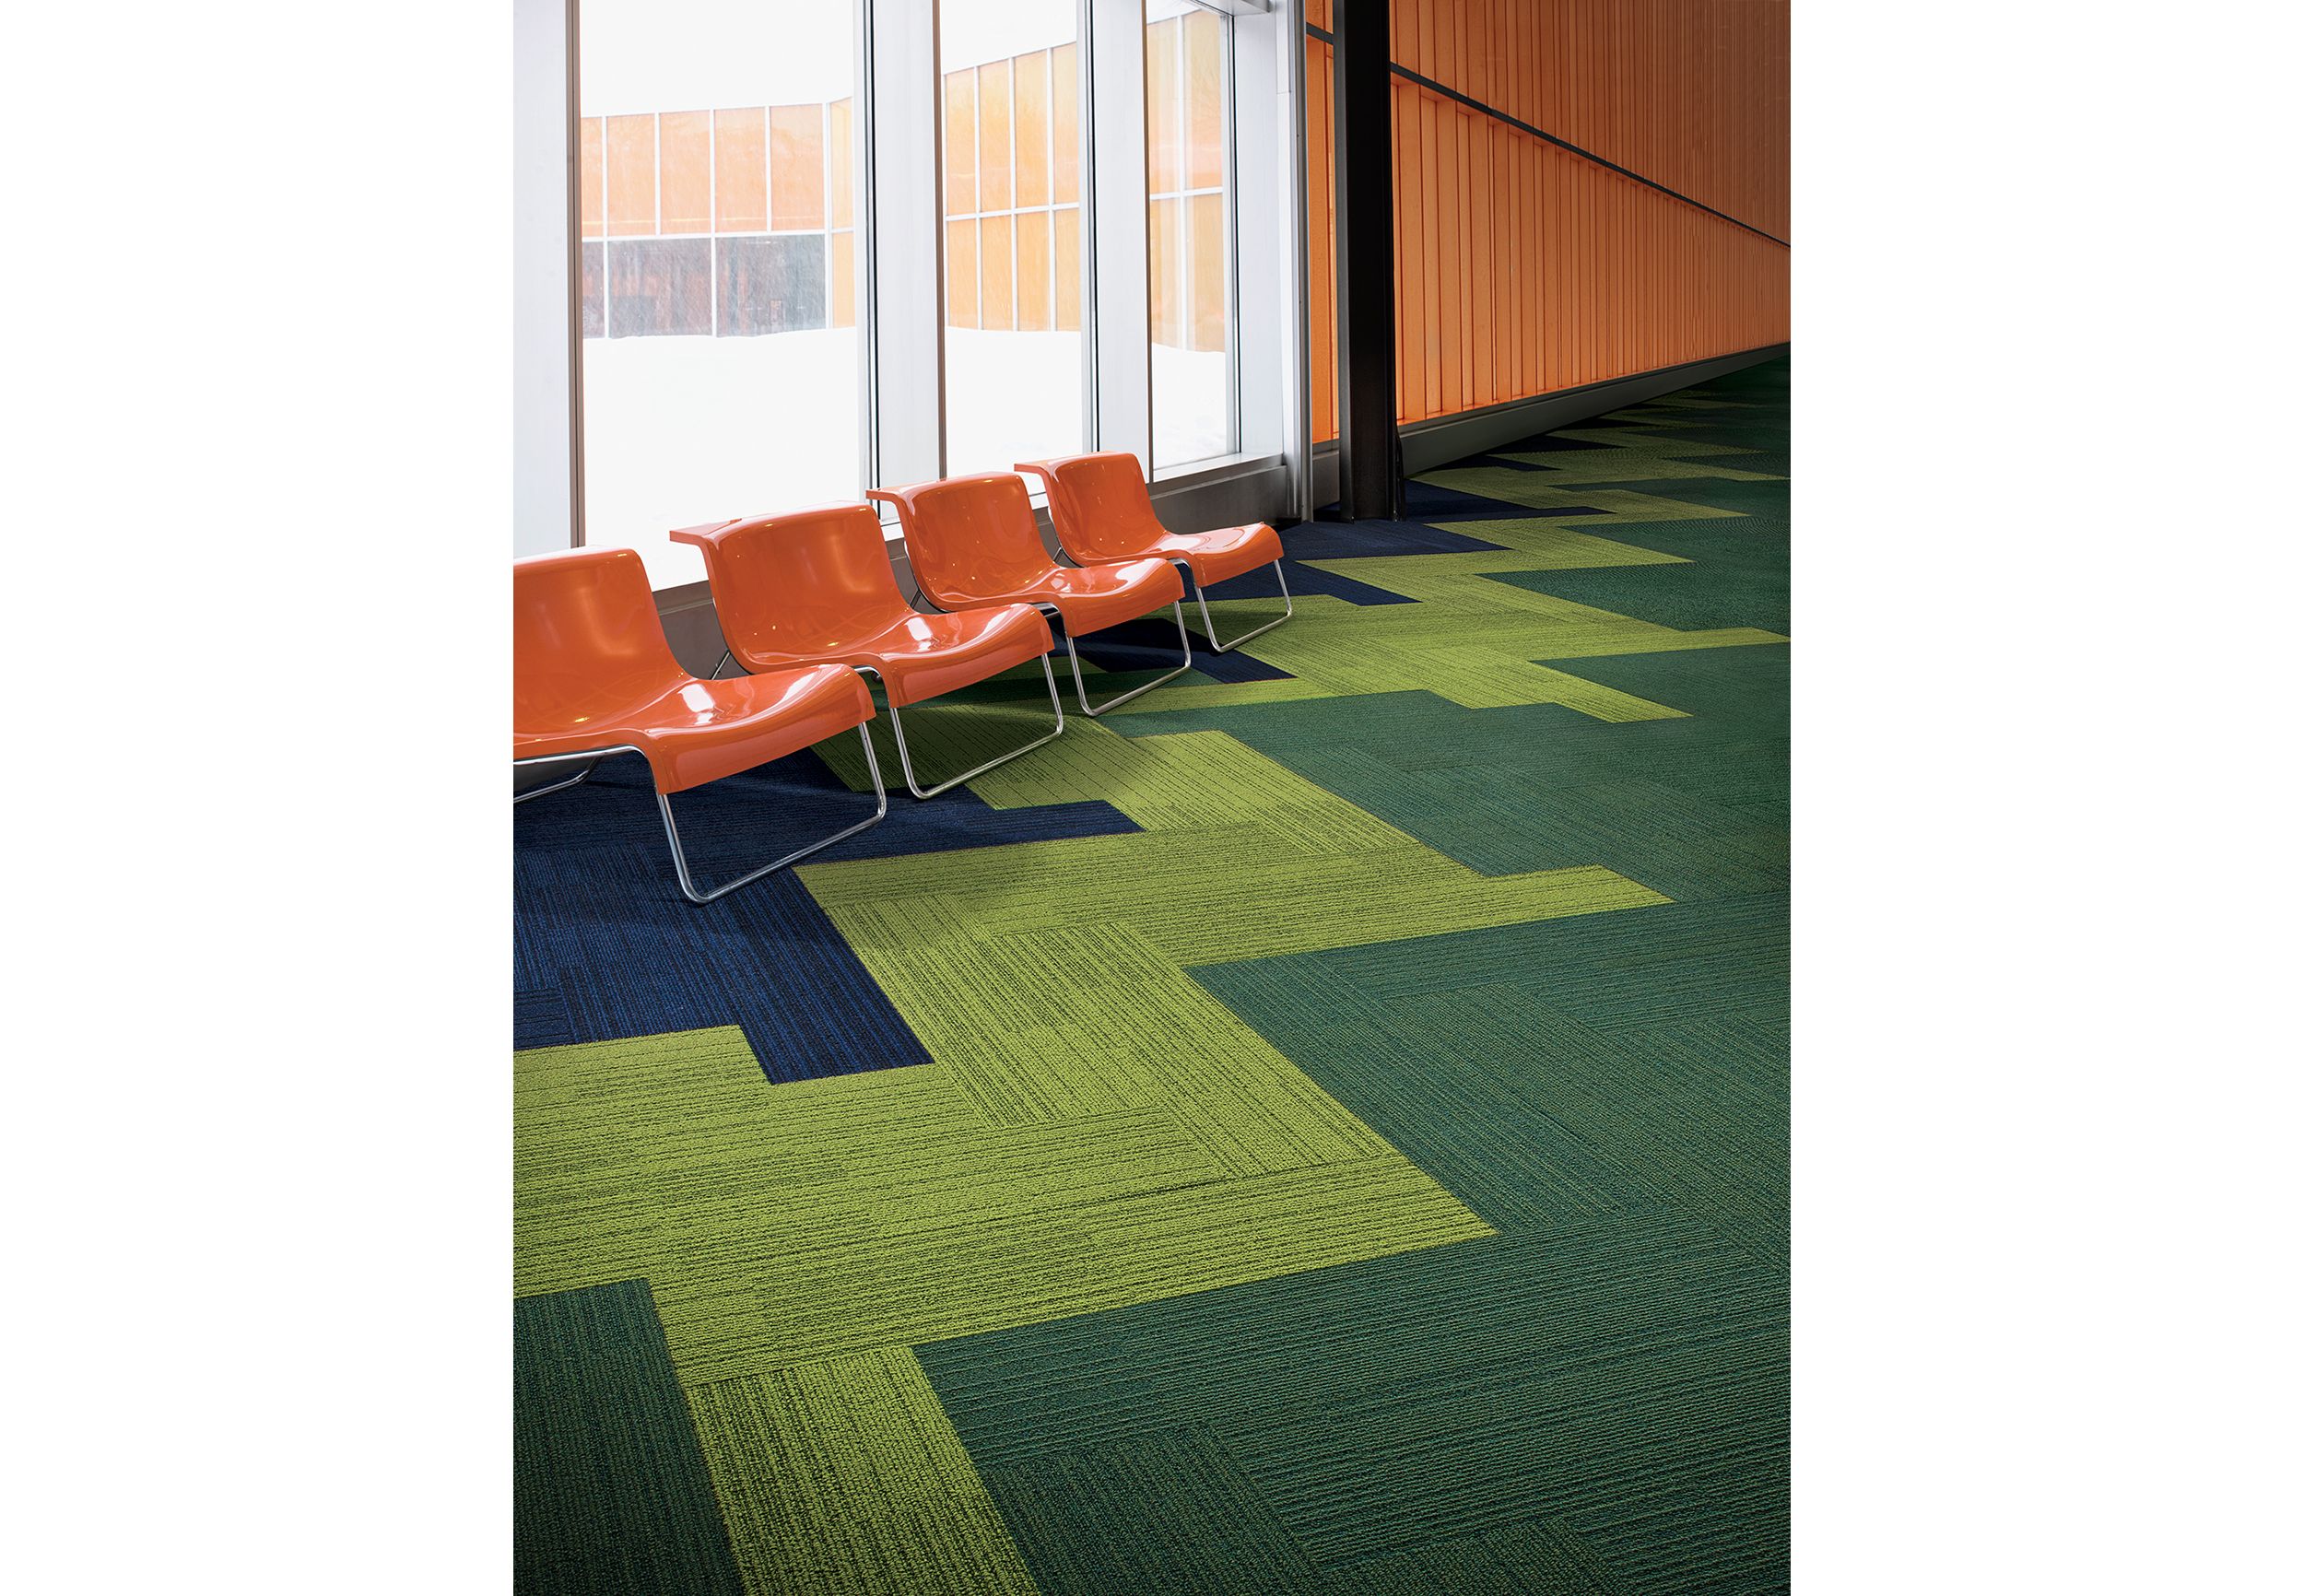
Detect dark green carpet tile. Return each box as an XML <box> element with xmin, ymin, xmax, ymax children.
<box><xmin>1109</xmin><ymin>657</ymin><xmax>1785</xmax><ymax>897</ymax></box>
<box><xmin>981</xmin><ymin>1424</ymin><xmax>1329</xmax><ymax>1595</ymax></box>
<box><xmin>1484</xmin><ymin>518</ymin><xmax>1790</xmax><ymax>636</ymax></box>
<box><xmin>1564</xmin><ymin>480</ymin><xmax>1787</xmax><ymax>520</ymax></box>
<box><xmin>972</xmin><ymin>1423</ymin><xmax>1634</xmax><ymax>1596</ymax></box>
<box><xmin>514</xmin><ymin>1280</ymin><xmax>745</xmax><ymax>1596</ymax></box>
<box><xmin>921</xmin><ymin>1215</ymin><xmax>1785</xmax><ymax>1592</ymax></box>
<box><xmin>1189</xmin><ymin>899</ymin><xmax>1788</xmax><ymax>1262</ymax></box>
<box><xmin>1293</xmin><ymin>890</ymin><xmax>1787</xmax><ymax>1028</ymax></box>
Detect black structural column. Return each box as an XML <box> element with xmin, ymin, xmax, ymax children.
<box><xmin>1332</xmin><ymin>0</ymin><xmax>1402</xmax><ymax>522</ymax></box>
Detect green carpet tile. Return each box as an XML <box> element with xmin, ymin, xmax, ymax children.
<box><xmin>513</xmin><ymin>357</ymin><xmax>1792</xmax><ymax>1594</ymax></box>
<box><xmin>515</xmin><ymin>1281</ymin><xmax>746</xmax><ymax>1596</ymax></box>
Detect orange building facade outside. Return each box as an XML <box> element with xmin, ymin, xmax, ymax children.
<box><xmin>581</xmin><ymin>26</ymin><xmax>1232</xmax><ymax>357</ymax></box>
<box><xmin>581</xmin><ymin>100</ymin><xmax>861</xmax><ymax>334</ymax></box>
<box><xmin>1307</xmin><ymin>0</ymin><xmax>1790</xmax><ymax>440</ymax></box>
<box><xmin>942</xmin><ymin>45</ymin><xmax>1084</xmax><ymax>335</ymax></box>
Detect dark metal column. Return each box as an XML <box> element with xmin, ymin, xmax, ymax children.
<box><xmin>1332</xmin><ymin>0</ymin><xmax>1401</xmax><ymax>521</ymax></box>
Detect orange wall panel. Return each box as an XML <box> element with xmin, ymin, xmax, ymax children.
<box><xmin>1390</xmin><ymin>0</ymin><xmax>1790</xmax><ymax>244</ymax></box>
<box><xmin>1311</xmin><ymin>7</ymin><xmax>1782</xmax><ymax>435</ymax></box>
<box><xmin>1393</xmin><ymin>78</ymin><xmax>1423</xmax><ymax>423</ymax></box>
<box><xmin>1306</xmin><ymin>34</ymin><xmax>1336</xmax><ymax>444</ymax></box>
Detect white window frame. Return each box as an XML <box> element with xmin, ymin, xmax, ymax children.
<box><xmin>512</xmin><ymin>0</ymin><xmax>1315</xmax><ymax>586</ymax></box>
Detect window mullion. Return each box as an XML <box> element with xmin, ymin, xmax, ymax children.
<box><xmin>863</xmin><ymin>0</ymin><xmax>946</xmax><ymax>487</ymax></box>
<box><xmin>1085</xmin><ymin>0</ymin><xmax>1152</xmax><ymax>466</ymax></box>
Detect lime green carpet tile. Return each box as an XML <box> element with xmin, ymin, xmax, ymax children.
<box><xmin>513</xmin><ymin>358</ymin><xmax>1792</xmax><ymax>1594</ymax></box>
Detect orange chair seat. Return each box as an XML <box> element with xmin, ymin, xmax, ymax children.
<box><xmin>516</xmin><ymin>660</ymin><xmax>871</xmax><ymax>795</ymax></box>
<box><xmin>959</xmin><ymin>557</ymin><xmax>1184</xmax><ymax>640</ymax></box>
<box><xmin>864</xmin><ymin>475</ymin><xmax>1187</xmax><ymax>639</ymax></box>
<box><xmin>668</xmin><ymin>508</ymin><xmax>1062</xmax><ymax>707</ymax></box>
<box><xmin>1130</xmin><ymin>522</ymin><xmax>1285</xmax><ymax>587</ymax></box>
<box><xmin>735</xmin><ymin>604</ymin><xmax>1055</xmax><ymax>709</ymax></box>
<box><xmin>1016</xmin><ymin>452</ymin><xmax>1287</xmax><ymax>590</ymax></box>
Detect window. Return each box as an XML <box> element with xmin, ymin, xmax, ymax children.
<box><xmin>576</xmin><ymin>0</ymin><xmax>862</xmax><ymax>586</ymax></box>
<box><xmin>1147</xmin><ymin>0</ymin><xmax>1236</xmax><ymax>469</ymax></box>
<box><xmin>527</xmin><ymin>0</ymin><xmax>1301</xmax><ymax>581</ymax></box>
<box><xmin>939</xmin><ymin>0</ymin><xmax>1085</xmax><ymax>478</ymax></box>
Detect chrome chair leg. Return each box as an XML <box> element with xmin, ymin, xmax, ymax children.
<box><xmin>866</xmin><ymin>654</ymin><xmax>1066</xmax><ymax>800</ymax></box>
<box><xmin>513</xmin><ymin>759</ymin><xmax>600</xmax><ymax>804</ymax></box>
<box><xmin>1061</xmin><ymin>601</ymin><xmax>1194</xmax><ymax>718</ymax></box>
<box><xmin>652</xmin><ymin>724</ymin><xmax>889</xmax><ymax>904</ymax></box>
<box><xmin>1187</xmin><ymin>560</ymin><xmax>1294</xmax><ymax>652</ymax></box>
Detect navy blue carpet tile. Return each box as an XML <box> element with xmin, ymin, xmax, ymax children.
<box><xmin>514</xmin><ymin>753</ymin><xmax>1136</xmax><ymax>1073</ymax></box>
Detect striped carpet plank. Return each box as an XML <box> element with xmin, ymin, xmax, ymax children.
<box><xmin>653</xmin><ymin>1154</ymin><xmax>1491</xmax><ymax>1387</ymax></box>
<box><xmin>1488</xmin><ymin>453</ymin><xmax>1783</xmax><ymax>486</ymax></box>
<box><xmin>518</xmin><ymin>1019</ymin><xmax>1488</xmax><ymax>1383</ymax></box>
<box><xmin>776</xmin><ymin>925</ymin><xmax>1410</xmax><ymax>1158</ymax></box>
<box><xmin>515</xmin><ymin>1280</ymin><xmax>746</xmax><ymax>1596</ymax></box>
<box><xmin>1317</xmin><ymin>1520</ymin><xmax>1637</xmax><ymax>1596</ymax></box>
<box><xmin>1415</xmin><ymin>474</ymin><xmax>1753</xmax><ymax>525</ymax></box>
<box><xmin>685</xmin><ymin>1349</ymin><xmax>1038</xmax><ymax>1596</ymax></box>
<box><xmin>1499</xmin><ymin>437</ymin><xmax>1764</xmax><ymax>461</ymax></box>
<box><xmin>980</xmin><ymin>1424</ymin><xmax>1328</xmax><ymax>1596</ymax></box>
<box><xmin>1293</xmin><ymin>892</ymin><xmax>1787</xmax><ymax>1015</ymax></box>
<box><xmin>923</xmin><ymin>1215</ymin><xmax>1784</xmax><ymax>1583</ymax></box>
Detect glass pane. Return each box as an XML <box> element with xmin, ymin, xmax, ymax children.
<box><xmin>578</xmin><ymin>0</ymin><xmax>860</xmax><ymax>588</ymax></box>
<box><xmin>1148</xmin><ymin>1</ymin><xmax>1236</xmax><ymax>470</ymax></box>
<box><xmin>941</xmin><ymin>0</ymin><xmax>1085</xmax><ymax>479</ymax></box>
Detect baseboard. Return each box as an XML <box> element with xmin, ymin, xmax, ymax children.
<box><xmin>1397</xmin><ymin>343</ymin><xmax>1789</xmax><ymax>476</ymax></box>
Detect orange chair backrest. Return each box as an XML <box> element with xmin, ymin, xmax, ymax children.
<box><xmin>514</xmin><ymin>546</ymin><xmax>686</xmax><ymax>735</ymax></box>
<box><xmin>1024</xmin><ymin>452</ymin><xmax>1167</xmax><ymax>563</ymax></box>
<box><xmin>680</xmin><ymin>505</ymin><xmax>911</xmax><ymax>662</ymax></box>
<box><xmin>868</xmin><ymin>474</ymin><xmax>1055</xmax><ymax>609</ymax></box>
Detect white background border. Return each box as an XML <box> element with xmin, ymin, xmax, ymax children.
<box><xmin>4</xmin><ymin>2</ymin><xmax>2299</xmax><ymax>1589</ymax></box>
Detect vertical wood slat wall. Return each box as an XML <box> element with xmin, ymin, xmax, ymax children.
<box><xmin>1306</xmin><ymin>12</ymin><xmax>1339</xmax><ymax>444</ymax></box>
<box><xmin>1307</xmin><ymin>0</ymin><xmax>1789</xmax><ymax>441</ymax></box>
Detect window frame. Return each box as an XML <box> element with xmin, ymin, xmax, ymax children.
<box><xmin>1146</xmin><ymin>0</ymin><xmax>1244</xmax><ymax>471</ymax></box>
<box><xmin>514</xmin><ymin>0</ymin><xmax>1313</xmax><ymax>588</ymax></box>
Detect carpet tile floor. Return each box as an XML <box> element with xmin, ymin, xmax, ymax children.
<box><xmin>514</xmin><ymin>357</ymin><xmax>1792</xmax><ymax>1594</ymax></box>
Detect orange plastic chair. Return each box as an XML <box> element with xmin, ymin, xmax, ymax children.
<box><xmin>866</xmin><ymin>472</ymin><xmax>1192</xmax><ymax>718</ymax></box>
<box><xmin>668</xmin><ymin>505</ymin><xmax>1065</xmax><ymax>800</ymax></box>
<box><xmin>1015</xmin><ymin>452</ymin><xmax>1292</xmax><ymax>652</ymax></box>
<box><xmin>513</xmin><ymin>546</ymin><xmax>887</xmax><ymax>903</ymax></box>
